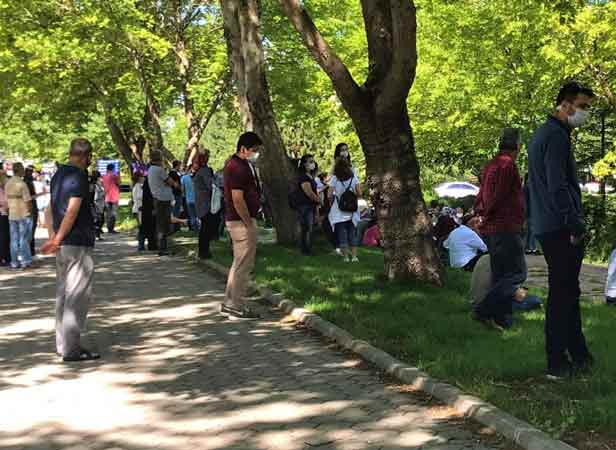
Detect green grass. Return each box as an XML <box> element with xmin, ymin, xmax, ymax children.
<box><xmin>116</xmin><ymin>204</ymin><xmax>138</xmax><ymax>231</ymax></box>
<box><xmin>171</xmin><ymin>233</ymin><xmax>616</xmax><ymax>442</ymax></box>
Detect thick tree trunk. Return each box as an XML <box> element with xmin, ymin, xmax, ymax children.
<box><xmin>221</xmin><ymin>0</ymin><xmax>298</xmax><ymax>244</ymax></box>
<box><xmin>360</xmin><ymin>116</ymin><xmax>441</xmax><ymax>283</ymax></box>
<box><xmin>134</xmin><ymin>55</ymin><xmax>175</xmax><ymax>162</ymax></box>
<box><xmin>103</xmin><ymin>105</ymin><xmax>136</xmax><ymax>171</ymax></box>
<box><xmin>280</xmin><ymin>0</ymin><xmax>442</xmax><ymax>283</ymax></box>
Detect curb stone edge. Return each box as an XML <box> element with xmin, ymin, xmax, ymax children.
<box><xmin>195</xmin><ymin>257</ymin><xmax>577</xmax><ymax>450</ymax></box>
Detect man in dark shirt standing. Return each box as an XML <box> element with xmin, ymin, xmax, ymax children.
<box><xmin>220</xmin><ymin>132</ymin><xmax>263</xmax><ymax>320</ymax></box>
<box><xmin>528</xmin><ymin>82</ymin><xmax>596</xmax><ymax>379</ymax></box>
<box><xmin>169</xmin><ymin>160</ymin><xmax>183</xmax><ymax>219</ymax></box>
<box><xmin>42</xmin><ymin>138</ymin><xmax>100</xmax><ymax>362</ymax></box>
<box><xmin>474</xmin><ymin>128</ymin><xmax>526</xmax><ymax>331</ymax></box>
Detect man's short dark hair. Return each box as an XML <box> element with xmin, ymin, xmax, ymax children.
<box><xmin>172</xmin><ymin>160</ymin><xmax>181</xmax><ymax>169</ymax></box>
<box><xmin>556</xmin><ymin>81</ymin><xmax>596</xmax><ymax>106</ymax></box>
<box><xmin>499</xmin><ymin>127</ymin><xmax>521</xmax><ymax>151</ymax></box>
<box><xmin>236</xmin><ymin>132</ymin><xmax>262</xmax><ymax>153</ymax></box>
<box><xmin>106</xmin><ymin>163</ymin><xmax>114</xmax><ymax>172</ymax></box>
<box><xmin>69</xmin><ymin>138</ymin><xmax>93</xmax><ymax>157</ymax></box>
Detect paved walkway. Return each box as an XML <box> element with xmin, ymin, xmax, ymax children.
<box><xmin>525</xmin><ymin>255</ymin><xmax>607</xmax><ymax>302</ymax></box>
<box><xmin>0</xmin><ymin>234</ymin><xmax>517</xmax><ymax>450</ymax></box>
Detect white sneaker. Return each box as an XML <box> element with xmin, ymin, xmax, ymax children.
<box><xmin>351</xmin><ymin>257</ymin><xmax>359</xmax><ymax>263</ymax></box>
<box><xmin>335</xmin><ymin>248</ymin><xmax>343</xmax><ymax>256</ymax></box>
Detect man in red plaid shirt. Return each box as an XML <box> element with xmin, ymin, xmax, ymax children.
<box><xmin>473</xmin><ymin>128</ymin><xmax>526</xmax><ymax>330</ymax></box>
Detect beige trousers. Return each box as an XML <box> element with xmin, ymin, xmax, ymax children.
<box><xmin>224</xmin><ymin>220</ymin><xmax>257</xmax><ymax>309</ymax></box>
<box><xmin>55</xmin><ymin>246</ymin><xmax>94</xmax><ymax>357</ymax></box>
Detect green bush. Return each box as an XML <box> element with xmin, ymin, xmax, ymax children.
<box><xmin>584</xmin><ymin>194</ymin><xmax>616</xmax><ymax>264</ymax></box>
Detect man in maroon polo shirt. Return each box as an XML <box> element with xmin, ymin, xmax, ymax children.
<box><xmin>220</xmin><ymin>132</ymin><xmax>263</xmax><ymax>320</ymax></box>
<box><xmin>473</xmin><ymin>128</ymin><xmax>526</xmax><ymax>330</ymax></box>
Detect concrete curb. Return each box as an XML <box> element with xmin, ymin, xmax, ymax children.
<box><xmin>196</xmin><ymin>257</ymin><xmax>577</xmax><ymax>450</ymax></box>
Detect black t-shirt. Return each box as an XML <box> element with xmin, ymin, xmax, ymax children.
<box><xmin>298</xmin><ymin>174</ymin><xmax>318</xmax><ymax>206</ymax></box>
<box><xmin>51</xmin><ymin>164</ymin><xmax>95</xmax><ymax>247</ymax></box>
<box><xmin>169</xmin><ymin>170</ymin><xmax>182</xmax><ymax>196</ymax></box>
<box><xmin>24</xmin><ymin>176</ymin><xmax>38</xmax><ymax>212</ymax></box>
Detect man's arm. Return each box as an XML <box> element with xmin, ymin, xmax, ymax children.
<box><xmin>544</xmin><ymin>135</ymin><xmax>584</xmax><ymax>236</ymax></box>
<box><xmin>231</xmin><ymin>190</ymin><xmax>253</xmax><ymax>227</ymax></box>
<box><xmin>41</xmin><ymin>197</ymin><xmax>82</xmax><ymax>254</ymax></box>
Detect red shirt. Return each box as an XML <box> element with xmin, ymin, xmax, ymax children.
<box><xmin>224</xmin><ymin>155</ymin><xmax>261</xmax><ymax>222</ymax></box>
<box><xmin>102</xmin><ymin>172</ymin><xmax>120</xmax><ymax>204</ymax></box>
<box><xmin>474</xmin><ymin>153</ymin><xmax>525</xmax><ymax>235</ymax></box>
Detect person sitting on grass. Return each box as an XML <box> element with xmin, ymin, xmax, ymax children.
<box><xmin>443</xmin><ymin>215</ymin><xmax>487</xmax><ymax>272</ymax></box>
<box><xmin>605</xmin><ymin>246</ymin><xmax>616</xmax><ymax>307</ymax></box>
<box><xmin>470</xmin><ymin>254</ymin><xmax>541</xmax><ymax>320</ymax></box>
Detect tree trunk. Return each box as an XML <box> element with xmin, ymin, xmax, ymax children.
<box><xmin>280</xmin><ymin>0</ymin><xmax>442</xmax><ymax>283</ymax></box>
<box><xmin>360</xmin><ymin>117</ymin><xmax>441</xmax><ymax>283</ymax></box>
<box><xmin>134</xmin><ymin>54</ymin><xmax>175</xmax><ymax>162</ymax></box>
<box><xmin>221</xmin><ymin>0</ymin><xmax>299</xmax><ymax>244</ymax></box>
<box><xmin>103</xmin><ymin>104</ymin><xmax>136</xmax><ymax>170</ymax></box>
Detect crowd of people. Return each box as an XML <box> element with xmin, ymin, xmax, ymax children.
<box><xmin>0</xmin><ymin>162</ymin><xmax>50</xmax><ymax>269</ymax></box>
<box><xmin>3</xmin><ymin>81</ymin><xmax>608</xmax><ymax>380</ymax></box>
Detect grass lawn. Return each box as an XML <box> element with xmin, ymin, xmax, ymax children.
<box><xmin>170</xmin><ymin>231</ymin><xmax>616</xmax><ymax>445</ymax></box>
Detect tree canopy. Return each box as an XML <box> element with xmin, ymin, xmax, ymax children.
<box><xmin>0</xmin><ymin>0</ymin><xmax>614</xmax><ymax>183</ymax></box>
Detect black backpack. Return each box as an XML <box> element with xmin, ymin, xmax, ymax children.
<box><xmin>337</xmin><ymin>179</ymin><xmax>358</xmax><ymax>213</ymax></box>
<box><xmin>288</xmin><ymin>178</ymin><xmax>304</xmax><ymax>210</ymax></box>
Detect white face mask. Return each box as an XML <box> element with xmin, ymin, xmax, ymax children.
<box><xmin>340</xmin><ymin>151</ymin><xmax>349</xmax><ymax>159</ymax></box>
<box><xmin>306</xmin><ymin>162</ymin><xmax>316</xmax><ymax>171</ymax></box>
<box><xmin>567</xmin><ymin>108</ymin><xmax>591</xmax><ymax>128</ymax></box>
<box><xmin>248</xmin><ymin>152</ymin><xmax>260</xmax><ymax>163</ymax></box>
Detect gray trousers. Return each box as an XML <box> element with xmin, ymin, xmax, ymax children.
<box><xmin>55</xmin><ymin>246</ymin><xmax>94</xmax><ymax>357</ymax></box>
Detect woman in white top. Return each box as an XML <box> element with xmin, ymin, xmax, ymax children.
<box><xmin>132</xmin><ymin>174</ymin><xmax>144</xmax><ymax>223</ymax></box>
<box><xmin>328</xmin><ymin>159</ymin><xmax>362</xmax><ymax>262</ymax></box>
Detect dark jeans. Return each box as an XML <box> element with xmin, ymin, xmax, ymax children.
<box><xmin>199</xmin><ymin>214</ymin><xmax>218</xmax><ymax>259</ymax></box>
<box><xmin>537</xmin><ymin>230</ymin><xmax>590</xmax><ymax>371</ymax></box>
<box><xmin>0</xmin><ymin>215</ymin><xmax>10</xmax><ymax>264</ymax></box>
<box><xmin>297</xmin><ymin>205</ymin><xmax>315</xmax><ymax>254</ymax></box>
<box><xmin>475</xmin><ymin>232</ymin><xmax>526</xmax><ymax>326</ymax></box>
<box><xmin>106</xmin><ymin>202</ymin><xmax>118</xmax><ymax>232</ymax></box>
<box><xmin>525</xmin><ymin>222</ymin><xmax>537</xmax><ymax>252</ymax></box>
<box><xmin>173</xmin><ymin>194</ymin><xmax>183</xmax><ymax>218</ymax></box>
<box><xmin>154</xmin><ymin>200</ymin><xmax>171</xmax><ymax>254</ymax></box>
<box><xmin>463</xmin><ymin>252</ymin><xmax>485</xmax><ymax>272</ymax></box>
<box><xmin>30</xmin><ymin>208</ymin><xmax>38</xmax><ymax>256</ymax></box>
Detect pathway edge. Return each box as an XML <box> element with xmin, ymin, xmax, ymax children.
<box><xmin>196</xmin><ymin>257</ymin><xmax>577</xmax><ymax>450</ymax></box>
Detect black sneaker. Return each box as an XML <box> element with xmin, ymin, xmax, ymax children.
<box><xmin>471</xmin><ymin>312</ymin><xmax>504</xmax><ymax>332</ymax></box>
<box><xmin>572</xmin><ymin>354</ymin><xmax>595</xmax><ymax>375</ymax></box>
<box><xmin>220</xmin><ymin>304</ymin><xmax>261</xmax><ymax>320</ymax></box>
<box><xmin>62</xmin><ymin>348</ymin><xmax>101</xmax><ymax>362</ymax></box>
<box><xmin>546</xmin><ymin>364</ymin><xmax>573</xmax><ymax>381</ymax></box>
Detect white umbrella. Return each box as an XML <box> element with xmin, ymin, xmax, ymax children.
<box><xmin>434</xmin><ymin>182</ymin><xmax>479</xmax><ymax>199</ymax></box>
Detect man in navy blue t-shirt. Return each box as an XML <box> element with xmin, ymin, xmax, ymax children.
<box><xmin>42</xmin><ymin>138</ymin><xmax>100</xmax><ymax>362</ymax></box>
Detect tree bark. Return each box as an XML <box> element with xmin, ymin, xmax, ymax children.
<box><xmin>221</xmin><ymin>0</ymin><xmax>299</xmax><ymax>245</ymax></box>
<box><xmin>133</xmin><ymin>53</ymin><xmax>175</xmax><ymax>162</ymax></box>
<box><xmin>280</xmin><ymin>0</ymin><xmax>442</xmax><ymax>284</ymax></box>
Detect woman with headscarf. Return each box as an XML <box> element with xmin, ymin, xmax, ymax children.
<box><xmin>192</xmin><ymin>150</ymin><xmax>215</xmax><ymax>259</ymax></box>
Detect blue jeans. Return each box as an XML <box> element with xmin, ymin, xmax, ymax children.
<box><xmin>173</xmin><ymin>194</ymin><xmax>183</xmax><ymax>218</ymax></box>
<box><xmin>186</xmin><ymin>202</ymin><xmax>199</xmax><ymax>231</ymax></box>
<box><xmin>9</xmin><ymin>218</ymin><xmax>32</xmax><ymax>267</ymax></box>
<box><xmin>334</xmin><ymin>221</ymin><xmax>359</xmax><ymax>249</ymax></box>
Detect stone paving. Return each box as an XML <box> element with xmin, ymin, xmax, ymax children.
<box><xmin>0</xmin><ymin>234</ymin><xmax>518</xmax><ymax>450</ymax></box>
